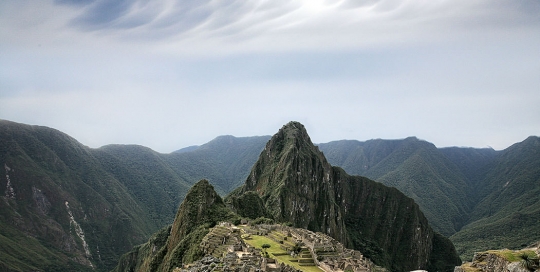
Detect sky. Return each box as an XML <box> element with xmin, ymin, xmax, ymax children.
<box><xmin>1</xmin><ymin>0</ymin><xmax>539</xmax><ymax>153</ymax></box>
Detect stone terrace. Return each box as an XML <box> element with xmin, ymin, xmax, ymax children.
<box><xmin>174</xmin><ymin>223</ymin><xmax>381</xmax><ymax>272</ymax></box>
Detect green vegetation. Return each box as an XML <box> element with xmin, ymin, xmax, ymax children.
<box><xmin>2</xmin><ymin>119</ymin><xmax>540</xmax><ymax>271</ymax></box>
<box><xmin>0</xmin><ymin>120</ymin><xmax>266</xmax><ymax>271</ymax></box>
<box><xmin>226</xmin><ymin>191</ymin><xmax>268</xmax><ymax>219</ymax></box>
<box><xmin>113</xmin><ymin>180</ymin><xmax>241</xmax><ymax>272</ymax></box>
<box><xmin>518</xmin><ymin>252</ymin><xmax>539</xmax><ymax>271</ymax></box>
<box><xmin>165</xmin><ymin>135</ymin><xmax>270</xmax><ymax>194</ymax></box>
<box><xmin>230</xmin><ymin>122</ymin><xmax>460</xmax><ymax>271</ymax></box>
<box><xmin>0</xmin><ymin>220</ymin><xmax>92</xmax><ymax>272</ymax></box>
<box><xmin>451</xmin><ymin>137</ymin><xmax>540</xmax><ymax>260</ymax></box>
<box><xmin>320</xmin><ymin>136</ymin><xmax>540</xmax><ymax>262</ymax></box>
<box><xmin>484</xmin><ymin>249</ymin><xmax>538</xmax><ymax>263</ymax></box>
<box><xmin>319</xmin><ymin>138</ymin><xmax>473</xmax><ymax>236</ymax></box>
<box><xmin>0</xmin><ymin>120</ymin><xmax>162</xmax><ymax>271</ymax></box>
<box><xmin>243</xmin><ymin>234</ymin><xmax>322</xmax><ymax>272</ymax></box>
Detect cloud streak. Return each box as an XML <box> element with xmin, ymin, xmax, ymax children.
<box><xmin>0</xmin><ymin>0</ymin><xmax>539</xmax><ymax>152</ymax></box>
<box><xmin>50</xmin><ymin>0</ymin><xmax>539</xmax><ymax>52</ymax></box>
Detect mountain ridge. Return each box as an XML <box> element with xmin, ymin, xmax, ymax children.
<box><xmin>319</xmin><ymin>137</ymin><xmax>473</xmax><ymax>236</ymax></box>
<box><xmin>227</xmin><ymin>121</ymin><xmax>461</xmax><ymax>271</ymax></box>
<box><xmin>1</xmin><ymin>119</ymin><xmax>539</xmax><ymax>269</ymax></box>
<box><xmin>112</xmin><ymin>179</ymin><xmax>240</xmax><ymax>272</ymax></box>
<box><xmin>0</xmin><ymin>120</ymin><xmax>159</xmax><ymax>271</ymax></box>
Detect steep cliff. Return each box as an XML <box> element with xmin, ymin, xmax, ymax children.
<box><xmin>113</xmin><ymin>179</ymin><xmax>239</xmax><ymax>272</ymax></box>
<box><xmin>319</xmin><ymin>138</ymin><xmax>475</xmax><ymax>236</ymax></box>
<box><xmin>0</xmin><ymin>120</ymin><xmax>167</xmax><ymax>271</ymax></box>
<box><xmin>228</xmin><ymin>121</ymin><xmax>461</xmax><ymax>271</ymax></box>
<box><xmin>230</xmin><ymin>122</ymin><xmax>348</xmax><ymax>243</ymax></box>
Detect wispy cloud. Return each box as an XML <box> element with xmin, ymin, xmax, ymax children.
<box><xmin>0</xmin><ymin>0</ymin><xmax>539</xmax><ymax>152</ymax></box>
<box><xmin>49</xmin><ymin>0</ymin><xmax>539</xmax><ymax>51</ymax></box>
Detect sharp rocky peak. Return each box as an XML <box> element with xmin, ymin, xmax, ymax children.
<box><xmin>167</xmin><ymin>179</ymin><xmax>224</xmax><ymax>250</ymax></box>
<box><xmin>242</xmin><ymin>121</ymin><xmax>331</xmax><ymax>194</ymax></box>
<box><xmin>228</xmin><ymin>121</ymin><xmax>461</xmax><ymax>271</ymax></box>
<box><xmin>266</xmin><ymin>121</ymin><xmax>316</xmax><ymax>152</ymax></box>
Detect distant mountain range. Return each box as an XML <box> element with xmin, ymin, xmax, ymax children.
<box><xmin>1</xmin><ymin>119</ymin><xmax>539</xmax><ymax>270</ymax></box>
<box><xmin>114</xmin><ymin>122</ymin><xmax>460</xmax><ymax>271</ymax></box>
<box><xmin>318</xmin><ymin>136</ymin><xmax>540</xmax><ymax>259</ymax></box>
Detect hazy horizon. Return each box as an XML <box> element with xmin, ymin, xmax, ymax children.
<box><xmin>1</xmin><ymin>0</ymin><xmax>539</xmax><ymax>153</ymax></box>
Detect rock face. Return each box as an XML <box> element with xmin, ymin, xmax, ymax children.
<box><xmin>166</xmin><ymin>180</ymin><xmax>238</xmax><ymax>253</ymax></box>
<box><xmin>113</xmin><ymin>179</ymin><xmax>239</xmax><ymax>272</ymax></box>
<box><xmin>0</xmin><ymin>120</ymin><xmax>167</xmax><ymax>271</ymax></box>
<box><xmin>475</xmin><ymin>252</ymin><xmax>511</xmax><ymax>271</ymax></box>
<box><xmin>233</xmin><ymin>122</ymin><xmax>348</xmax><ymax>242</ymax></box>
<box><xmin>454</xmin><ymin>251</ymin><xmax>533</xmax><ymax>272</ymax></box>
<box><xmin>228</xmin><ymin>121</ymin><xmax>461</xmax><ymax>271</ymax></box>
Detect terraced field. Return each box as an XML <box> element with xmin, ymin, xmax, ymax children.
<box><xmin>243</xmin><ymin>234</ymin><xmax>322</xmax><ymax>272</ymax></box>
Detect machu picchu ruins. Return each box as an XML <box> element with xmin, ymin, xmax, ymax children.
<box><xmin>175</xmin><ymin>222</ymin><xmax>382</xmax><ymax>272</ymax></box>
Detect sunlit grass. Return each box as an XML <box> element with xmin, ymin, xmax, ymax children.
<box><xmin>487</xmin><ymin>249</ymin><xmax>538</xmax><ymax>262</ymax></box>
<box><xmin>243</xmin><ymin>235</ymin><xmax>322</xmax><ymax>272</ymax></box>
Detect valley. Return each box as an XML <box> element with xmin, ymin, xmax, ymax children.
<box><xmin>0</xmin><ymin>119</ymin><xmax>539</xmax><ymax>271</ymax></box>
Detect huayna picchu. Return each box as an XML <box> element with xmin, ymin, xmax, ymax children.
<box><xmin>227</xmin><ymin>122</ymin><xmax>460</xmax><ymax>271</ymax></box>
<box><xmin>114</xmin><ymin>121</ymin><xmax>461</xmax><ymax>272</ymax></box>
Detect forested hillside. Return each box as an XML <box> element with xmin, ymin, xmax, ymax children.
<box><xmin>0</xmin><ymin>120</ymin><xmax>165</xmax><ymax>271</ymax></box>
<box><xmin>164</xmin><ymin>135</ymin><xmax>270</xmax><ymax>194</ymax></box>
<box><xmin>0</xmin><ymin>121</ymin><xmax>266</xmax><ymax>271</ymax></box>
<box><xmin>227</xmin><ymin>122</ymin><xmax>460</xmax><ymax>271</ymax></box>
<box><xmin>318</xmin><ymin>137</ymin><xmax>540</xmax><ymax>260</ymax></box>
<box><xmin>117</xmin><ymin>122</ymin><xmax>460</xmax><ymax>272</ymax></box>
<box><xmin>1</xmin><ymin>119</ymin><xmax>538</xmax><ymax>269</ymax></box>
<box><xmin>449</xmin><ymin>136</ymin><xmax>540</xmax><ymax>259</ymax></box>
<box><xmin>319</xmin><ymin>138</ymin><xmax>472</xmax><ymax>236</ymax></box>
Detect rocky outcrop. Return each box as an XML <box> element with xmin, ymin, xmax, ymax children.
<box><xmin>226</xmin><ymin>190</ymin><xmax>268</xmax><ymax>219</ymax></box>
<box><xmin>230</xmin><ymin>122</ymin><xmax>348</xmax><ymax>243</ymax></box>
<box><xmin>228</xmin><ymin>121</ymin><xmax>461</xmax><ymax>271</ymax></box>
<box><xmin>455</xmin><ymin>251</ymin><xmax>532</xmax><ymax>272</ymax></box>
<box><xmin>112</xmin><ymin>180</ymin><xmax>240</xmax><ymax>272</ymax></box>
<box><xmin>472</xmin><ymin>252</ymin><xmax>514</xmax><ymax>272</ymax></box>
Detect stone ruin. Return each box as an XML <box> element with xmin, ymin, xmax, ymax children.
<box><xmin>175</xmin><ymin>223</ymin><xmax>379</xmax><ymax>272</ymax></box>
<box><xmin>285</xmin><ymin>227</ymin><xmax>375</xmax><ymax>272</ymax></box>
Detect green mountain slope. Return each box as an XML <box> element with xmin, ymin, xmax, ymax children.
<box><xmin>450</xmin><ymin>136</ymin><xmax>540</xmax><ymax>260</ymax></box>
<box><xmin>228</xmin><ymin>122</ymin><xmax>461</xmax><ymax>271</ymax></box>
<box><xmin>318</xmin><ymin>138</ymin><xmax>474</xmax><ymax>236</ymax></box>
<box><xmin>2</xmin><ymin>118</ymin><xmax>539</xmax><ymax>269</ymax></box>
<box><xmin>0</xmin><ymin>120</ymin><xmax>268</xmax><ymax>271</ymax></box>
<box><xmin>318</xmin><ymin>136</ymin><xmax>540</xmax><ymax>261</ymax></box>
<box><xmin>0</xmin><ymin>120</ymin><xmax>202</xmax><ymax>271</ymax></box>
<box><xmin>438</xmin><ymin>147</ymin><xmax>497</xmax><ymax>188</ymax></box>
<box><xmin>91</xmin><ymin>145</ymin><xmax>193</xmax><ymax>227</ymax></box>
<box><xmin>112</xmin><ymin>179</ymin><xmax>239</xmax><ymax>272</ymax></box>
<box><xmin>164</xmin><ymin>135</ymin><xmax>270</xmax><ymax>195</ymax></box>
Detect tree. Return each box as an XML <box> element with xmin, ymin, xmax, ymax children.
<box><xmin>262</xmin><ymin>244</ymin><xmax>271</xmax><ymax>251</ymax></box>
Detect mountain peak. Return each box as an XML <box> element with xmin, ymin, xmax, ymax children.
<box><xmin>281</xmin><ymin>121</ymin><xmax>308</xmax><ymax>134</ymax></box>
<box><xmin>145</xmin><ymin>179</ymin><xmax>240</xmax><ymax>270</ymax></box>
<box><xmin>263</xmin><ymin>121</ymin><xmax>324</xmax><ymax>164</ymax></box>
<box><xmin>167</xmin><ymin>179</ymin><xmax>226</xmax><ymax>249</ymax></box>
<box><xmin>229</xmin><ymin>121</ymin><xmax>461</xmax><ymax>271</ymax></box>
<box><xmin>276</xmin><ymin>121</ymin><xmax>312</xmax><ymax>144</ymax></box>
<box><xmin>242</xmin><ymin>121</ymin><xmax>330</xmax><ymax>196</ymax></box>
